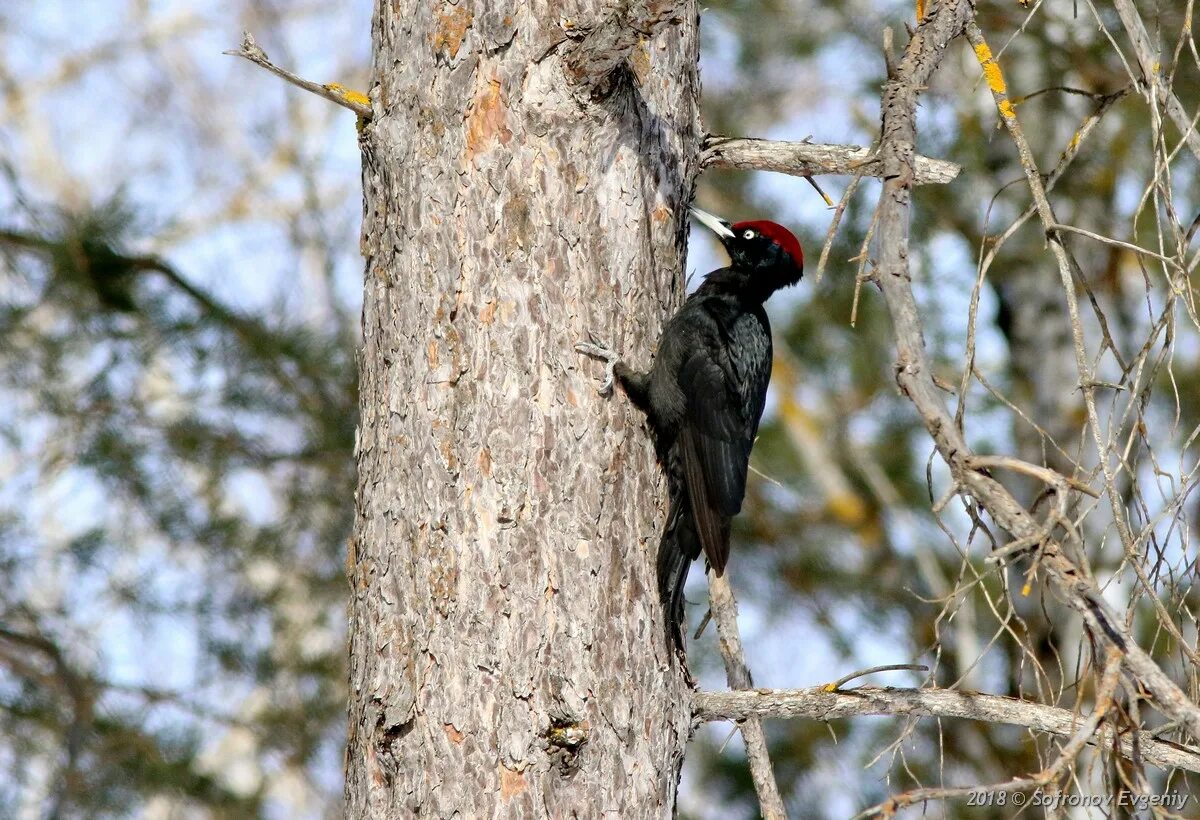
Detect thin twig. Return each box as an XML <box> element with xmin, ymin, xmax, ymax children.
<box><xmin>966</xmin><ymin>20</ymin><xmax>1200</xmax><ymax>686</ymax></box>
<box><xmin>965</xmin><ymin>454</ymin><xmax>1100</xmax><ymax>499</ymax></box>
<box><xmin>1110</xmin><ymin>0</ymin><xmax>1200</xmax><ymax>162</ymax></box>
<box><xmin>815</xmin><ymin>173</ymin><xmax>863</xmax><ymax>282</ymax></box>
<box><xmin>823</xmin><ymin>664</ymin><xmax>928</xmax><ymax>692</ymax></box>
<box><xmin>803</xmin><ymin>175</ymin><xmax>835</xmax><ymax>207</ymax></box>
<box><xmin>1049</xmin><ymin>222</ymin><xmax>1182</xmax><ymax>268</ymax></box>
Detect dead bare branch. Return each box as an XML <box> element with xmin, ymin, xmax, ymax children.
<box><xmin>1110</xmin><ymin>0</ymin><xmax>1200</xmax><ymax>162</ymax></box>
<box><xmin>963</xmin><ymin>18</ymin><xmax>1200</xmax><ymax>708</ymax></box>
<box><xmin>224</xmin><ymin>31</ymin><xmax>372</xmax><ymax>118</ymax></box>
<box><xmin>702</xmin><ymin>135</ymin><xmax>961</xmax><ymax>185</ymax></box>
<box><xmin>693</xmin><ymin>679</ymin><xmax>1200</xmax><ymax>775</ymax></box>
<box><xmin>853</xmin><ymin>650</ymin><xmax>1127</xmax><ymax>817</ymax></box>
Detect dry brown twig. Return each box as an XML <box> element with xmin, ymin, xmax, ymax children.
<box><xmin>1108</xmin><ymin>0</ymin><xmax>1200</xmax><ymax>163</ymax></box>
<box><xmin>813</xmin><ymin>0</ymin><xmax>1200</xmax><ymax>749</ymax></box>
<box><xmin>823</xmin><ymin>664</ymin><xmax>929</xmax><ymax>692</ymax></box>
<box><xmin>963</xmin><ymin>19</ymin><xmax>1200</xmax><ymax>687</ymax></box>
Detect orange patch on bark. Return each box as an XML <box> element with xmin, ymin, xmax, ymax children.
<box><xmin>479</xmin><ymin>300</ymin><xmax>497</xmax><ymax>324</ymax></box>
<box><xmin>499</xmin><ymin>765</ymin><xmax>526</xmax><ymax>800</ymax></box>
<box><xmin>443</xmin><ymin>723</ymin><xmax>465</xmax><ymax>743</ymax></box>
<box><xmin>478</xmin><ymin>447</ymin><xmax>492</xmax><ymax>476</ymax></box>
<box><xmin>432</xmin><ymin>6</ymin><xmax>472</xmax><ymax>59</ymax></box>
<box><xmin>427</xmin><ymin>339</ymin><xmax>440</xmax><ymax>368</ymax></box>
<box><xmin>465</xmin><ymin>77</ymin><xmax>512</xmax><ymax>159</ymax></box>
<box><xmin>439</xmin><ymin>437</ymin><xmax>457</xmax><ymax>470</ymax></box>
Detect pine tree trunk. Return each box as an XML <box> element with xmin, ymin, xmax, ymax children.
<box><xmin>346</xmin><ymin>3</ymin><xmax>701</xmax><ymax>816</ymax></box>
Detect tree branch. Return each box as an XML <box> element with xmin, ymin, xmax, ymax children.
<box><xmin>224</xmin><ymin>31</ymin><xmax>371</xmax><ymax>118</ymax></box>
<box><xmin>851</xmin><ymin>651</ymin><xmax>1128</xmax><ymax>818</ymax></box>
<box><xmin>0</xmin><ymin>224</ymin><xmax>338</xmax><ymax>416</ymax></box>
<box><xmin>962</xmin><ymin>19</ymin><xmax>1200</xmax><ymax>736</ymax></box>
<box><xmin>1110</xmin><ymin>0</ymin><xmax>1200</xmax><ymax>163</ymax></box>
<box><xmin>850</xmin><ymin>0</ymin><xmax>1200</xmax><ymax>749</ymax></box>
<box><xmin>693</xmin><ymin>681</ymin><xmax>1200</xmax><ymax>775</ymax></box>
<box><xmin>707</xmin><ymin>572</ymin><xmax>788</xmax><ymax>819</ymax></box>
<box><xmin>701</xmin><ymin>136</ymin><xmax>961</xmax><ymax>185</ymax></box>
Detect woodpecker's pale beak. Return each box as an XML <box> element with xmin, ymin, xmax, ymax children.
<box><xmin>689</xmin><ymin>207</ymin><xmax>735</xmax><ymax>240</ymax></box>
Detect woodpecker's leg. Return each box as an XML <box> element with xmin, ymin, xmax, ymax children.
<box><xmin>574</xmin><ymin>333</ymin><xmax>622</xmax><ymax>396</ymax></box>
<box><xmin>575</xmin><ymin>333</ymin><xmax>652</xmax><ymax>411</ymax></box>
<box><xmin>614</xmin><ymin>364</ymin><xmax>650</xmax><ymax>412</ymax></box>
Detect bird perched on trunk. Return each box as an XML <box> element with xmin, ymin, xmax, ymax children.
<box><xmin>576</xmin><ymin>207</ymin><xmax>804</xmax><ymax>649</ymax></box>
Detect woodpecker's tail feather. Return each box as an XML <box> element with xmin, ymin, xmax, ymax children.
<box><xmin>656</xmin><ymin>530</ymin><xmax>690</xmax><ymax>649</ymax></box>
<box><xmin>657</xmin><ymin>483</ymin><xmax>702</xmax><ymax>650</ymax></box>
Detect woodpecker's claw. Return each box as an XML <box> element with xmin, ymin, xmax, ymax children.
<box><xmin>574</xmin><ymin>335</ymin><xmax>620</xmax><ymax>396</ymax></box>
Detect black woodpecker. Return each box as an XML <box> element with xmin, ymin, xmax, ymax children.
<box><xmin>576</xmin><ymin>207</ymin><xmax>804</xmax><ymax>648</ymax></box>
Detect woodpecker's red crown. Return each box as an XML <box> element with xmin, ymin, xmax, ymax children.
<box><xmin>731</xmin><ymin>220</ymin><xmax>804</xmax><ymax>270</ymax></box>
<box><xmin>690</xmin><ymin>207</ymin><xmax>804</xmax><ymax>293</ymax></box>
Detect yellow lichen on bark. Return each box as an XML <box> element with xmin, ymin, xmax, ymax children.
<box><xmin>323</xmin><ymin>82</ymin><xmax>370</xmax><ymax>107</ymax></box>
<box><xmin>972</xmin><ymin>40</ymin><xmax>1016</xmax><ymax>120</ymax></box>
<box><xmin>630</xmin><ymin>39</ymin><xmax>652</xmax><ymax>83</ymax></box>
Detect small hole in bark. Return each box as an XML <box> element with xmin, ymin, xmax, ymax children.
<box><xmin>382</xmin><ymin>718</ymin><xmax>414</xmax><ymax>745</ymax></box>
<box><xmin>375</xmin><ymin>716</ymin><xmax>415</xmax><ymax>777</ymax></box>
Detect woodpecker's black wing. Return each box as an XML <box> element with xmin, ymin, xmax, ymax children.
<box><xmin>675</xmin><ymin>308</ymin><xmax>771</xmax><ymax>575</ymax></box>
<box><xmin>648</xmin><ymin>295</ymin><xmax>774</xmax><ymax>643</ymax></box>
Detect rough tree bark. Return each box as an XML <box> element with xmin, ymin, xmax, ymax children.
<box><xmin>345</xmin><ymin>2</ymin><xmax>700</xmax><ymax>816</ymax></box>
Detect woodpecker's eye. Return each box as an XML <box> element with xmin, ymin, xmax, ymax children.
<box><xmin>743</xmin><ymin>229</ymin><xmax>757</xmax><ymax>240</ymax></box>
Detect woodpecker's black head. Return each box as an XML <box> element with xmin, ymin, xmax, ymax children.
<box><xmin>690</xmin><ymin>207</ymin><xmax>804</xmax><ymax>294</ymax></box>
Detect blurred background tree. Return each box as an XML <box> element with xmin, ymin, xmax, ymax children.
<box><xmin>0</xmin><ymin>2</ymin><xmax>365</xmax><ymax>814</ymax></box>
<box><xmin>2</xmin><ymin>0</ymin><xmax>1198</xmax><ymax>817</ymax></box>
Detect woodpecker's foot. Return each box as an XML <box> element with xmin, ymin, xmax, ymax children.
<box><xmin>574</xmin><ymin>333</ymin><xmax>620</xmax><ymax>396</ymax></box>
